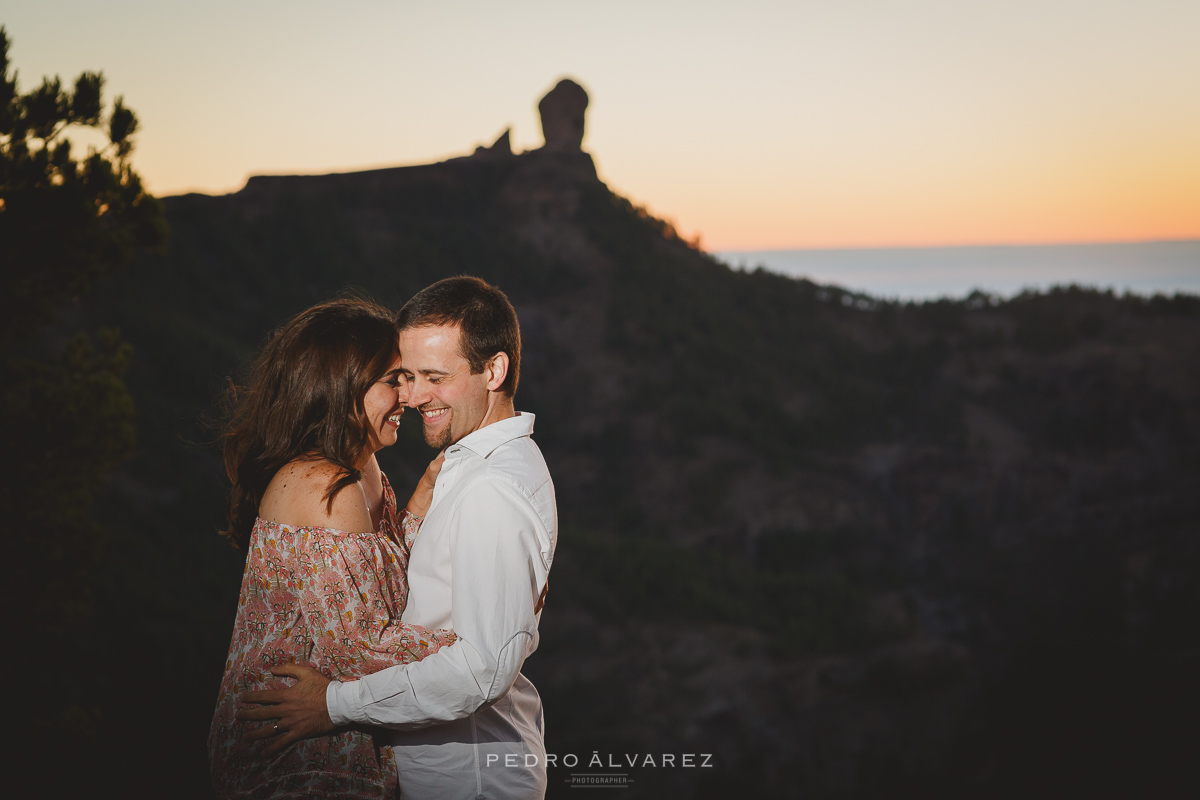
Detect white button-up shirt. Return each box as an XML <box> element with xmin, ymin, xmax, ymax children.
<box><xmin>326</xmin><ymin>412</ymin><xmax>557</xmax><ymax>799</ymax></box>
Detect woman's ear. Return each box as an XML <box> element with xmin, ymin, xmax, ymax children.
<box><xmin>485</xmin><ymin>352</ymin><xmax>509</xmax><ymax>392</ymax></box>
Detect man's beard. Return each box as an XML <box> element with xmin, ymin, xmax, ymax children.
<box><xmin>424</xmin><ymin>421</ymin><xmax>453</xmax><ymax>450</ymax></box>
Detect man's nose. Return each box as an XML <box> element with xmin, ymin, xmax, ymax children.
<box><xmin>406</xmin><ymin>381</ymin><xmax>431</xmax><ymax>409</ymax></box>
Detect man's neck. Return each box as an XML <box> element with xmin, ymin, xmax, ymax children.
<box><xmin>476</xmin><ymin>394</ymin><xmax>516</xmax><ymax>433</ymax></box>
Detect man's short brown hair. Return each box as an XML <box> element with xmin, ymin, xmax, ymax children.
<box><xmin>396</xmin><ymin>276</ymin><xmax>521</xmax><ymax>396</ymax></box>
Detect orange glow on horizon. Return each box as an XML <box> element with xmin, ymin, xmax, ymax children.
<box><xmin>14</xmin><ymin>1</ymin><xmax>1195</xmax><ymax>255</ymax></box>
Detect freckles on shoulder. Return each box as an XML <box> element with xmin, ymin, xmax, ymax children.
<box><xmin>261</xmin><ymin>458</ymin><xmax>352</xmax><ymax>520</ymax></box>
<box><xmin>271</xmin><ymin>460</ymin><xmax>319</xmax><ymax>492</ymax></box>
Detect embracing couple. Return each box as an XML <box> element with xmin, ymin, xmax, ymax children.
<box><xmin>208</xmin><ymin>277</ymin><xmax>556</xmax><ymax>800</ymax></box>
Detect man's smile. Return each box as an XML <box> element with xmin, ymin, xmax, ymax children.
<box><xmin>421</xmin><ymin>407</ymin><xmax>450</xmax><ymax>423</ymax></box>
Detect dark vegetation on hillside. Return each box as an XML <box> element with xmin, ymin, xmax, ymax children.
<box><xmin>43</xmin><ymin>138</ymin><xmax>1197</xmax><ymax>798</ymax></box>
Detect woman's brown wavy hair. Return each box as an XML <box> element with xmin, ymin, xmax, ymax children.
<box><xmin>220</xmin><ymin>298</ymin><xmax>400</xmax><ymax>550</ymax></box>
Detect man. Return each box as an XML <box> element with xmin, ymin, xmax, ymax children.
<box><xmin>239</xmin><ymin>276</ymin><xmax>557</xmax><ymax>799</ymax></box>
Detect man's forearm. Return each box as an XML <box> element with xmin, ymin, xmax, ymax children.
<box><xmin>326</xmin><ymin>631</ymin><xmax>532</xmax><ymax>729</ymax></box>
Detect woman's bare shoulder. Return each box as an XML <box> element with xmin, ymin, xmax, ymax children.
<box><xmin>259</xmin><ymin>458</ymin><xmax>373</xmax><ymax>533</ymax></box>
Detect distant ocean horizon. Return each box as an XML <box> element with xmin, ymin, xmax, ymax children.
<box><xmin>715</xmin><ymin>240</ymin><xmax>1200</xmax><ymax>301</ymax></box>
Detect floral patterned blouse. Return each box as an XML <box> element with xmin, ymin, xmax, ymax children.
<box><xmin>208</xmin><ymin>473</ymin><xmax>456</xmax><ymax>799</ymax></box>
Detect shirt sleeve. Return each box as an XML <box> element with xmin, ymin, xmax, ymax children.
<box><xmin>326</xmin><ymin>474</ymin><xmax>550</xmax><ymax>729</ymax></box>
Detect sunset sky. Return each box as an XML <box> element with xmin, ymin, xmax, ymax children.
<box><xmin>6</xmin><ymin>1</ymin><xmax>1199</xmax><ymax>251</ymax></box>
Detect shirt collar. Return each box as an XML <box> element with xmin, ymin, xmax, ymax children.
<box><xmin>448</xmin><ymin>412</ymin><xmax>536</xmax><ymax>460</ymax></box>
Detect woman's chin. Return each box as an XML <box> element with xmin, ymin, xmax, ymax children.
<box><xmin>370</xmin><ymin>432</ymin><xmax>399</xmax><ymax>451</ymax></box>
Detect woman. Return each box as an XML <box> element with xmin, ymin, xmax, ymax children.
<box><xmin>208</xmin><ymin>298</ymin><xmax>455</xmax><ymax>799</ymax></box>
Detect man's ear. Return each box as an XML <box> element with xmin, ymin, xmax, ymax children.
<box><xmin>484</xmin><ymin>352</ymin><xmax>509</xmax><ymax>392</ymax></box>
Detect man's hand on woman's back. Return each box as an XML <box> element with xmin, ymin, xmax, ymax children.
<box><xmin>236</xmin><ymin>662</ymin><xmax>335</xmax><ymax>757</ymax></box>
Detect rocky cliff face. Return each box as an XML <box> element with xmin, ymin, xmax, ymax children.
<box><xmin>83</xmin><ymin>80</ymin><xmax>1200</xmax><ymax>798</ymax></box>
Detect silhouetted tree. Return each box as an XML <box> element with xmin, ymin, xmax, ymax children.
<box><xmin>0</xmin><ymin>25</ymin><xmax>166</xmax><ymax>756</ymax></box>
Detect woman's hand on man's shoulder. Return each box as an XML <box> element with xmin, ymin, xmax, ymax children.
<box><xmin>405</xmin><ymin>452</ymin><xmax>445</xmax><ymax>518</ymax></box>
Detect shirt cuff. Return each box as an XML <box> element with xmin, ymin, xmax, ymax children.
<box><xmin>326</xmin><ymin>678</ymin><xmax>362</xmax><ymax>727</ymax></box>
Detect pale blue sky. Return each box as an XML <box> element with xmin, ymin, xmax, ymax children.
<box><xmin>719</xmin><ymin>240</ymin><xmax>1200</xmax><ymax>299</ymax></box>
